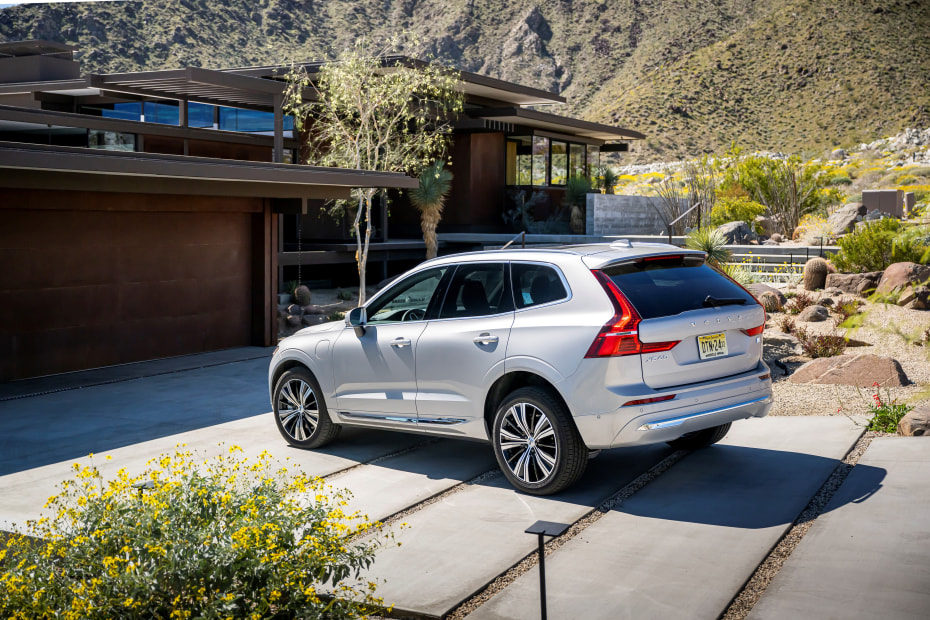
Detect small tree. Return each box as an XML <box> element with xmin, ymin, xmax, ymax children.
<box><xmin>285</xmin><ymin>38</ymin><xmax>464</xmax><ymax>304</ymax></box>
<box><xmin>409</xmin><ymin>160</ymin><xmax>453</xmax><ymax>259</ymax></box>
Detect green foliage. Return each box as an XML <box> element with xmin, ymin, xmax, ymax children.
<box><xmin>0</xmin><ymin>447</ymin><xmax>387</xmax><ymax>619</ymax></box>
<box><xmin>327</xmin><ymin>311</ymin><xmax>346</xmax><ymax>321</ymax></box>
<box><xmin>826</xmin><ymin>174</ymin><xmax>853</xmax><ymax>186</ymax></box>
<box><xmin>785</xmin><ymin>289</ymin><xmax>816</xmax><ymax>314</ymax></box>
<box><xmin>832</xmin><ymin>218</ymin><xmax>930</xmax><ymax>271</ymax></box>
<box><xmin>565</xmin><ymin>174</ymin><xmax>593</xmax><ymax>207</ymax></box>
<box><xmin>337</xmin><ymin>289</ymin><xmax>353</xmax><ymax>301</ymax></box>
<box><xmin>834</xmin><ymin>296</ymin><xmax>863</xmax><ymax>325</ymax></box>
<box><xmin>409</xmin><ymin>160</ymin><xmax>454</xmax><ymax>259</ymax></box>
<box><xmin>709</xmin><ymin>196</ymin><xmax>767</xmax><ymax>230</ymax></box>
<box><xmin>685</xmin><ymin>227</ymin><xmax>731</xmax><ymax>267</ymax></box>
<box><xmin>721</xmin><ymin>262</ymin><xmax>753</xmax><ymax>287</ymax></box>
<box><xmin>594</xmin><ymin>166</ymin><xmax>619</xmax><ymax>194</ymax></box>
<box><xmin>864</xmin><ymin>384</ymin><xmax>914</xmax><ymax>432</ymax></box>
<box><xmin>794</xmin><ymin>325</ymin><xmax>848</xmax><ymax>358</ymax></box>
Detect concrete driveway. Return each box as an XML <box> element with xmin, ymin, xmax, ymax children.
<box><xmin>1</xmin><ymin>349</ymin><xmax>928</xmax><ymax>619</ymax></box>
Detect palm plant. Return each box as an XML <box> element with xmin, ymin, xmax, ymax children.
<box><xmin>685</xmin><ymin>227</ymin><xmax>732</xmax><ymax>268</ymax></box>
<box><xmin>410</xmin><ymin>160</ymin><xmax>453</xmax><ymax>259</ymax></box>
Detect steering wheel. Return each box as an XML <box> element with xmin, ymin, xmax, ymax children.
<box><xmin>401</xmin><ymin>308</ymin><xmax>426</xmax><ymax>322</ymax></box>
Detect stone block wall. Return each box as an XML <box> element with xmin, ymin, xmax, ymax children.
<box><xmin>862</xmin><ymin>189</ymin><xmax>904</xmax><ymax>217</ymax></box>
<box><xmin>586</xmin><ymin>193</ymin><xmax>681</xmax><ymax>235</ymax></box>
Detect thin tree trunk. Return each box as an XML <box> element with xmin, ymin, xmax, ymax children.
<box><xmin>357</xmin><ymin>189</ymin><xmax>376</xmax><ymax>305</ymax></box>
<box><xmin>420</xmin><ymin>206</ymin><xmax>442</xmax><ymax>259</ymax></box>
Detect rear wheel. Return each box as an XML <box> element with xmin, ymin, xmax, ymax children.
<box><xmin>491</xmin><ymin>387</ymin><xmax>587</xmax><ymax>495</ymax></box>
<box><xmin>666</xmin><ymin>422</ymin><xmax>731</xmax><ymax>450</ymax></box>
<box><xmin>273</xmin><ymin>367</ymin><xmax>340</xmax><ymax>449</ymax></box>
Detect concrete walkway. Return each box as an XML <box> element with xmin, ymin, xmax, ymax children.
<box><xmin>749</xmin><ymin>437</ymin><xmax>930</xmax><ymax>620</ymax></box>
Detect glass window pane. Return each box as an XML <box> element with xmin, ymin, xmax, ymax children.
<box><xmin>532</xmin><ymin>136</ymin><xmax>549</xmax><ymax>186</ymax></box>
<box><xmin>102</xmin><ymin>102</ymin><xmax>142</xmax><ymax>121</ymax></box>
<box><xmin>587</xmin><ymin>145</ymin><xmax>600</xmax><ymax>172</ymax></box>
<box><xmin>367</xmin><ymin>267</ymin><xmax>449</xmax><ymax>324</ymax></box>
<box><xmin>88</xmin><ymin>130</ymin><xmax>136</xmax><ymax>151</ymax></box>
<box><xmin>188</xmin><ymin>102</ymin><xmax>214</xmax><ymax>128</ymax></box>
<box><xmin>511</xmin><ymin>263</ymin><xmax>568</xmax><ymax>309</ymax></box>
<box><xmin>506</xmin><ymin>140</ymin><xmax>517</xmax><ymax>185</ymax></box>
<box><xmin>570</xmin><ymin>144</ymin><xmax>586</xmax><ymax>178</ymax></box>
<box><xmin>440</xmin><ymin>263</ymin><xmax>512</xmax><ymax>319</ymax></box>
<box><xmin>551</xmin><ymin>141</ymin><xmax>567</xmax><ymax>185</ymax></box>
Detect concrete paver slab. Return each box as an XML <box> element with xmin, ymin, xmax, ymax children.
<box><xmin>0</xmin><ymin>414</ymin><xmax>426</xmax><ymax>530</ymax></box>
<box><xmin>354</xmin><ymin>444</ymin><xmax>673</xmax><ymax>618</ymax></box>
<box><xmin>469</xmin><ymin>416</ymin><xmax>866</xmax><ymax>620</ymax></box>
<box><xmin>0</xmin><ymin>357</ymin><xmax>273</xmax><ymax>475</ymax></box>
<box><xmin>749</xmin><ymin>437</ymin><xmax>930</xmax><ymax>620</ymax></box>
<box><xmin>334</xmin><ymin>440</ymin><xmax>498</xmax><ymax>523</ymax></box>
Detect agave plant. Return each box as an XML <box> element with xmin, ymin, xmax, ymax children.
<box><xmin>409</xmin><ymin>160</ymin><xmax>454</xmax><ymax>259</ymax></box>
<box><xmin>685</xmin><ymin>227</ymin><xmax>732</xmax><ymax>268</ymax></box>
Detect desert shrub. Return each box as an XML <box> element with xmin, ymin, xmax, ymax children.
<box><xmin>831</xmin><ymin>218</ymin><xmax>904</xmax><ymax>272</ymax></box>
<box><xmin>709</xmin><ymin>196</ymin><xmax>767</xmax><ymax>230</ymax></box>
<box><xmin>896</xmin><ymin>174</ymin><xmax>919</xmax><ymax>186</ymax></box>
<box><xmin>775</xmin><ymin>314</ymin><xmax>795</xmax><ymax>333</ymax></box>
<box><xmin>785</xmin><ymin>289</ymin><xmax>816</xmax><ymax>314</ymax></box>
<box><xmin>794</xmin><ymin>214</ymin><xmax>835</xmax><ymax>245</ymax></box>
<box><xmin>827</xmin><ymin>174</ymin><xmax>852</xmax><ymax>186</ymax></box>
<box><xmin>834</xmin><ymin>296</ymin><xmax>863</xmax><ymax>324</ymax></box>
<box><xmin>721</xmin><ymin>262</ymin><xmax>754</xmax><ymax>286</ymax></box>
<box><xmin>794</xmin><ymin>325</ymin><xmax>848</xmax><ymax>358</ymax></box>
<box><xmin>685</xmin><ymin>227</ymin><xmax>732</xmax><ymax>267</ymax></box>
<box><xmin>327</xmin><ymin>311</ymin><xmax>346</xmax><ymax>321</ymax></box>
<box><xmin>907</xmin><ymin>166</ymin><xmax>930</xmax><ymax>178</ymax></box>
<box><xmin>863</xmin><ymin>383</ymin><xmax>914</xmax><ymax>432</ymax></box>
<box><xmin>0</xmin><ymin>447</ymin><xmax>387</xmax><ymax>620</ymax></box>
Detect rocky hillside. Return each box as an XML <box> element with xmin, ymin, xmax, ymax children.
<box><xmin>2</xmin><ymin>0</ymin><xmax>929</xmax><ymax>163</ymax></box>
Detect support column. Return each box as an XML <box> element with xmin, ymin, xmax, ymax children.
<box><xmin>273</xmin><ymin>93</ymin><xmax>284</xmax><ymax>164</ymax></box>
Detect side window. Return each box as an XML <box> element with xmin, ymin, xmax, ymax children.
<box><xmin>366</xmin><ymin>267</ymin><xmax>449</xmax><ymax>324</ymax></box>
<box><xmin>439</xmin><ymin>263</ymin><xmax>513</xmax><ymax>319</ymax></box>
<box><xmin>511</xmin><ymin>263</ymin><xmax>568</xmax><ymax>309</ymax></box>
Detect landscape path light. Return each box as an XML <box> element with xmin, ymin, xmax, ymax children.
<box><xmin>525</xmin><ymin>520</ymin><xmax>570</xmax><ymax>620</ymax></box>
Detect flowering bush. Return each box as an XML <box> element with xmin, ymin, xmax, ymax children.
<box><xmin>0</xmin><ymin>447</ymin><xmax>387</xmax><ymax>619</ymax></box>
<box><xmin>794</xmin><ymin>325</ymin><xmax>847</xmax><ymax>358</ymax></box>
<box><xmin>864</xmin><ymin>383</ymin><xmax>914</xmax><ymax>433</ymax></box>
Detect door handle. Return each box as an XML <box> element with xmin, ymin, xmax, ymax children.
<box><xmin>474</xmin><ymin>333</ymin><xmax>499</xmax><ymax>345</ymax></box>
<box><xmin>391</xmin><ymin>338</ymin><xmax>412</xmax><ymax>348</ymax></box>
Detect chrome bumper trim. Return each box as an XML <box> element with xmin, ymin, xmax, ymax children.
<box><xmin>636</xmin><ymin>395</ymin><xmax>773</xmax><ymax>431</ymax></box>
<box><xmin>339</xmin><ymin>412</ymin><xmax>467</xmax><ymax>426</ymax></box>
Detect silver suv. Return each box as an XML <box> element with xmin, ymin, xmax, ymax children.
<box><xmin>269</xmin><ymin>242</ymin><xmax>772</xmax><ymax>495</ymax></box>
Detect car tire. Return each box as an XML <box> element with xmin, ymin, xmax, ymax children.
<box><xmin>273</xmin><ymin>367</ymin><xmax>340</xmax><ymax>449</ymax></box>
<box><xmin>666</xmin><ymin>422</ymin><xmax>731</xmax><ymax>450</ymax></box>
<box><xmin>491</xmin><ymin>386</ymin><xmax>587</xmax><ymax>496</ymax></box>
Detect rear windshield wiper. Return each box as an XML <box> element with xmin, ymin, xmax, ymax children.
<box><xmin>703</xmin><ymin>295</ymin><xmax>747</xmax><ymax>307</ymax></box>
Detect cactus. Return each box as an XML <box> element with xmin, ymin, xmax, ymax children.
<box><xmin>759</xmin><ymin>291</ymin><xmax>783</xmax><ymax>313</ymax></box>
<box><xmin>802</xmin><ymin>257</ymin><xmax>830</xmax><ymax>291</ymax></box>
<box><xmin>294</xmin><ymin>285</ymin><xmax>312</xmax><ymax>306</ymax></box>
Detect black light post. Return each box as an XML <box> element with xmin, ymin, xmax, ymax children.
<box><xmin>525</xmin><ymin>520</ymin><xmax>570</xmax><ymax>620</ymax></box>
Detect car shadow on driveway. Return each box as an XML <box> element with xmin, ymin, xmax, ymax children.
<box><xmin>614</xmin><ymin>444</ymin><xmax>886</xmax><ymax>528</ymax></box>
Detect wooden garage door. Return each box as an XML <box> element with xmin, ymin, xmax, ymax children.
<box><xmin>0</xmin><ymin>198</ymin><xmax>256</xmax><ymax>381</ymax></box>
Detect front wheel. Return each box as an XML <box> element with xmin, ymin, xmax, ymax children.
<box><xmin>273</xmin><ymin>367</ymin><xmax>340</xmax><ymax>449</ymax></box>
<box><xmin>666</xmin><ymin>422</ymin><xmax>731</xmax><ymax>450</ymax></box>
<box><xmin>491</xmin><ymin>387</ymin><xmax>587</xmax><ymax>495</ymax></box>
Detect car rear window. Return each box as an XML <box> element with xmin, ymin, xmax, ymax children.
<box><xmin>601</xmin><ymin>257</ymin><xmax>756</xmax><ymax>319</ymax></box>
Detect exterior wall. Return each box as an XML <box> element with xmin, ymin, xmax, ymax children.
<box><xmin>586</xmin><ymin>194</ymin><xmax>674</xmax><ymax>236</ymax></box>
<box><xmin>862</xmin><ymin>189</ymin><xmax>904</xmax><ymax>217</ymax></box>
<box><xmin>0</xmin><ymin>55</ymin><xmax>80</xmax><ymax>84</ymax></box>
<box><xmin>441</xmin><ymin>132</ymin><xmax>506</xmax><ymax>233</ymax></box>
<box><xmin>0</xmin><ymin>189</ymin><xmax>276</xmax><ymax>381</ymax></box>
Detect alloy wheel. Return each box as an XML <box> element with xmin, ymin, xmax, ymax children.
<box><xmin>276</xmin><ymin>378</ymin><xmax>319</xmax><ymax>441</ymax></box>
<box><xmin>498</xmin><ymin>401</ymin><xmax>558</xmax><ymax>484</ymax></box>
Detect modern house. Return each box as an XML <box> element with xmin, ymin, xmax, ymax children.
<box><xmin>0</xmin><ymin>40</ymin><xmax>643</xmax><ymax>382</ymax></box>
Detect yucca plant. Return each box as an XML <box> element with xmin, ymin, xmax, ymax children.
<box><xmin>409</xmin><ymin>160</ymin><xmax>454</xmax><ymax>259</ymax></box>
<box><xmin>685</xmin><ymin>227</ymin><xmax>732</xmax><ymax>268</ymax></box>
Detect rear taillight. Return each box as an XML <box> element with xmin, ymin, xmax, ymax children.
<box><xmin>741</xmin><ymin>324</ymin><xmax>765</xmax><ymax>337</ymax></box>
<box><xmin>622</xmin><ymin>394</ymin><xmax>676</xmax><ymax>407</ymax></box>
<box><xmin>585</xmin><ymin>270</ymin><xmax>681</xmax><ymax>358</ymax></box>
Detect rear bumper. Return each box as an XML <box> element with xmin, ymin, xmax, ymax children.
<box><xmin>570</xmin><ymin>361</ymin><xmax>773</xmax><ymax>449</ymax></box>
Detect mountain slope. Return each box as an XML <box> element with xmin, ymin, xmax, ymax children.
<box><xmin>1</xmin><ymin>0</ymin><xmax>928</xmax><ymax>163</ymax></box>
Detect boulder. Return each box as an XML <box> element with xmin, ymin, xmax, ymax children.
<box><xmin>825</xmin><ymin>271</ymin><xmax>883</xmax><ymax>296</ymax></box>
<box><xmin>827</xmin><ymin>202</ymin><xmax>866</xmax><ymax>235</ymax></box>
<box><xmin>898</xmin><ymin>404</ymin><xmax>930</xmax><ymax>436</ymax></box>
<box><xmin>823</xmin><ymin>286</ymin><xmax>845</xmax><ymax>296</ymax></box>
<box><xmin>797</xmin><ymin>304</ymin><xmax>831</xmax><ymax>322</ymax></box>
<box><xmin>748</xmin><ymin>283</ymin><xmax>787</xmax><ymax>306</ymax></box>
<box><xmin>770</xmin><ymin>233</ymin><xmax>783</xmax><ymax>243</ymax></box>
<box><xmin>900</xmin><ymin>285</ymin><xmax>930</xmax><ymax>310</ymax></box>
<box><xmin>301</xmin><ymin>304</ymin><xmax>327</xmax><ymax>315</ymax></box>
<box><xmin>831</xmin><ymin>148</ymin><xmax>846</xmax><ymax>160</ymax></box>
<box><xmin>789</xmin><ymin>354</ymin><xmax>910</xmax><ymax>387</ymax></box>
<box><xmin>876</xmin><ymin>262</ymin><xmax>930</xmax><ymax>296</ymax></box>
<box><xmin>287</xmin><ymin>303</ymin><xmax>304</xmax><ymax>316</ymax></box>
<box><xmin>286</xmin><ymin>314</ymin><xmax>302</xmax><ymax>328</ymax></box>
<box><xmin>818</xmin><ymin>296</ymin><xmax>835</xmax><ymax>307</ymax></box>
<box><xmin>716</xmin><ymin>221</ymin><xmax>757</xmax><ymax>244</ymax></box>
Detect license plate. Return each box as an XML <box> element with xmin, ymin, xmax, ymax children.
<box><xmin>698</xmin><ymin>332</ymin><xmax>728</xmax><ymax>360</ymax></box>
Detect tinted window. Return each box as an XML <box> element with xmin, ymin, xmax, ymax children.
<box><xmin>603</xmin><ymin>259</ymin><xmax>755</xmax><ymax>319</ymax></box>
<box><xmin>512</xmin><ymin>263</ymin><xmax>568</xmax><ymax>309</ymax></box>
<box><xmin>367</xmin><ymin>267</ymin><xmax>449</xmax><ymax>324</ymax></box>
<box><xmin>440</xmin><ymin>263</ymin><xmax>512</xmax><ymax>319</ymax></box>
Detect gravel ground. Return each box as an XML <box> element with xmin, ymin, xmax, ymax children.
<box><xmin>766</xmin><ymin>294</ymin><xmax>930</xmax><ymax>419</ymax></box>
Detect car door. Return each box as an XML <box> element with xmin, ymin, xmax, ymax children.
<box><xmin>415</xmin><ymin>262</ymin><xmax>514</xmax><ymax>432</ymax></box>
<box><xmin>331</xmin><ymin>266</ymin><xmax>450</xmax><ymax>419</ymax></box>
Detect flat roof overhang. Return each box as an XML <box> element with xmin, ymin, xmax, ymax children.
<box><xmin>0</xmin><ymin>141</ymin><xmax>417</xmax><ymax>200</ymax></box>
<box><xmin>468</xmin><ymin>107</ymin><xmax>645</xmax><ymax>141</ymax></box>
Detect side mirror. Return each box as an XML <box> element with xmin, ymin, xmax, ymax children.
<box><xmin>347</xmin><ymin>307</ymin><xmax>367</xmax><ymax>337</ymax></box>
